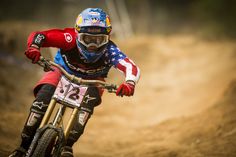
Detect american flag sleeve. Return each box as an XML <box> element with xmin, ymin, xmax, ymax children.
<box><xmin>108</xmin><ymin>43</ymin><xmax>140</xmax><ymax>84</ymax></box>
<box><xmin>116</xmin><ymin>57</ymin><xmax>141</xmax><ymax>84</ymax></box>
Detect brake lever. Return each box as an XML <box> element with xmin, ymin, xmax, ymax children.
<box><xmin>105</xmin><ymin>84</ymin><xmax>117</xmax><ymax>93</ymax></box>
<box><xmin>37</xmin><ymin>56</ymin><xmax>54</xmax><ymax>72</ymax></box>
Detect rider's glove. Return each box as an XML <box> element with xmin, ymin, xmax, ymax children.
<box><xmin>25</xmin><ymin>45</ymin><xmax>41</xmax><ymax>64</ymax></box>
<box><xmin>116</xmin><ymin>81</ymin><xmax>135</xmax><ymax>97</ymax></box>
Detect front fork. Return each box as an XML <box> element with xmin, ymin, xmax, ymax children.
<box><xmin>39</xmin><ymin>98</ymin><xmax>79</xmax><ymax>141</ymax></box>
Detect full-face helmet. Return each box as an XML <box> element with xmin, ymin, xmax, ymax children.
<box><xmin>75</xmin><ymin>8</ymin><xmax>112</xmax><ymax>63</ymax></box>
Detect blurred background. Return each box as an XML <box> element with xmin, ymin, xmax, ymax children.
<box><xmin>1</xmin><ymin>0</ymin><xmax>236</xmax><ymax>157</ymax></box>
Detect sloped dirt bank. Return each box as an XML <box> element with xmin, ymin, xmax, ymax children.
<box><xmin>1</xmin><ymin>33</ymin><xmax>236</xmax><ymax>157</ymax></box>
<box><xmin>122</xmin><ymin>80</ymin><xmax>236</xmax><ymax>157</ymax></box>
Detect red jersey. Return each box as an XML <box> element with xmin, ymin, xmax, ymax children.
<box><xmin>28</xmin><ymin>28</ymin><xmax>140</xmax><ymax>83</ymax></box>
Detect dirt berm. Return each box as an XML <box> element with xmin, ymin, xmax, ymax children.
<box><xmin>116</xmin><ymin>81</ymin><xmax>236</xmax><ymax>157</ymax></box>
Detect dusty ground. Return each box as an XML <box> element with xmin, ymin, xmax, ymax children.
<box><xmin>0</xmin><ymin>30</ymin><xmax>236</xmax><ymax>157</ymax></box>
<box><xmin>73</xmin><ymin>36</ymin><xmax>236</xmax><ymax>157</ymax></box>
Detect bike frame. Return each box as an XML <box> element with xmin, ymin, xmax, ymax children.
<box><xmin>26</xmin><ymin>56</ymin><xmax>117</xmax><ymax>157</ymax></box>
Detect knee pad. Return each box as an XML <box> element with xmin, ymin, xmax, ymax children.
<box><xmin>66</xmin><ymin>87</ymin><xmax>101</xmax><ymax>145</ymax></box>
<box><xmin>31</xmin><ymin>84</ymin><xmax>56</xmax><ymax>114</ymax></box>
<box><xmin>21</xmin><ymin>111</ymin><xmax>44</xmax><ymax>149</ymax></box>
<box><xmin>22</xmin><ymin>112</ymin><xmax>43</xmax><ymax>134</ymax></box>
<box><xmin>21</xmin><ymin>85</ymin><xmax>56</xmax><ymax>149</ymax></box>
<box><xmin>66</xmin><ymin>109</ymin><xmax>92</xmax><ymax>146</ymax></box>
<box><xmin>80</xmin><ymin>86</ymin><xmax>102</xmax><ymax>112</ymax></box>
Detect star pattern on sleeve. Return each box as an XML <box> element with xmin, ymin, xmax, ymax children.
<box><xmin>107</xmin><ymin>44</ymin><xmax>126</xmax><ymax>66</ymax></box>
<box><xmin>106</xmin><ymin>43</ymin><xmax>140</xmax><ymax>84</ymax></box>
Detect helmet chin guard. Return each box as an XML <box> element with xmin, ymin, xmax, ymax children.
<box><xmin>76</xmin><ymin>38</ymin><xmax>107</xmax><ymax>63</ymax></box>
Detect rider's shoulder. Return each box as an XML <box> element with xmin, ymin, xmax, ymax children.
<box><xmin>107</xmin><ymin>40</ymin><xmax>119</xmax><ymax>50</ymax></box>
<box><xmin>108</xmin><ymin>40</ymin><xmax>117</xmax><ymax>47</ymax></box>
<box><xmin>107</xmin><ymin>40</ymin><xmax>122</xmax><ymax>53</ymax></box>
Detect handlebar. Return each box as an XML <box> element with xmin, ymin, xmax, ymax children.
<box><xmin>37</xmin><ymin>56</ymin><xmax>117</xmax><ymax>93</ymax></box>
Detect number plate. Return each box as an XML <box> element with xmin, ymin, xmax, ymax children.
<box><xmin>53</xmin><ymin>76</ymin><xmax>88</xmax><ymax>107</ymax></box>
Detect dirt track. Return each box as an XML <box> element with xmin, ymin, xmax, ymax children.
<box><xmin>1</xmin><ymin>35</ymin><xmax>236</xmax><ymax>157</ymax></box>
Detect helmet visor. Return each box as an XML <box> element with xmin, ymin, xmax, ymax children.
<box><xmin>78</xmin><ymin>33</ymin><xmax>109</xmax><ymax>49</ymax></box>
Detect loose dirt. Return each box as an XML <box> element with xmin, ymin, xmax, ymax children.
<box><xmin>1</xmin><ymin>34</ymin><xmax>236</xmax><ymax>157</ymax></box>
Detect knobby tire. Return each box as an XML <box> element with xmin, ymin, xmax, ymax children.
<box><xmin>31</xmin><ymin>128</ymin><xmax>58</xmax><ymax>157</ymax></box>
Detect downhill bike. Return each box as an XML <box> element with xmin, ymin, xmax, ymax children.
<box><xmin>25</xmin><ymin>56</ymin><xmax>117</xmax><ymax>157</ymax></box>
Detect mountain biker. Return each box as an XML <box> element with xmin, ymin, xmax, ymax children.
<box><xmin>9</xmin><ymin>8</ymin><xmax>140</xmax><ymax>157</ymax></box>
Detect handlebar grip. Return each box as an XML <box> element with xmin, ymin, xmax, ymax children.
<box><xmin>39</xmin><ymin>56</ymin><xmax>45</xmax><ymax>61</ymax></box>
<box><xmin>37</xmin><ymin>56</ymin><xmax>54</xmax><ymax>72</ymax></box>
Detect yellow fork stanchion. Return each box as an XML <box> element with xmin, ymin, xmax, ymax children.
<box><xmin>64</xmin><ymin>108</ymin><xmax>79</xmax><ymax>140</ymax></box>
<box><xmin>39</xmin><ymin>98</ymin><xmax>57</xmax><ymax>128</ymax></box>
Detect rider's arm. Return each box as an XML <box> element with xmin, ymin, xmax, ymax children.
<box><xmin>116</xmin><ymin>57</ymin><xmax>140</xmax><ymax>85</ymax></box>
<box><xmin>27</xmin><ymin>28</ymin><xmax>76</xmax><ymax>50</ymax></box>
<box><xmin>108</xmin><ymin>43</ymin><xmax>140</xmax><ymax>85</ymax></box>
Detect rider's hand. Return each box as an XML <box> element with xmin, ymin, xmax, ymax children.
<box><xmin>116</xmin><ymin>81</ymin><xmax>135</xmax><ymax>97</ymax></box>
<box><xmin>25</xmin><ymin>45</ymin><xmax>41</xmax><ymax>64</ymax></box>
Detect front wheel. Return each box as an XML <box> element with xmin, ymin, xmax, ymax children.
<box><xmin>31</xmin><ymin>128</ymin><xmax>58</xmax><ymax>157</ymax></box>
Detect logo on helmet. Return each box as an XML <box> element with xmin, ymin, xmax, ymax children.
<box><xmin>88</xmin><ymin>11</ymin><xmax>100</xmax><ymax>16</ymax></box>
<box><xmin>76</xmin><ymin>15</ymin><xmax>83</xmax><ymax>26</ymax></box>
<box><xmin>106</xmin><ymin>16</ymin><xmax>111</xmax><ymax>27</ymax></box>
<box><xmin>91</xmin><ymin>18</ymin><xmax>100</xmax><ymax>24</ymax></box>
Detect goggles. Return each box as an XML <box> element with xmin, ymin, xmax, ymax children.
<box><xmin>78</xmin><ymin>33</ymin><xmax>109</xmax><ymax>48</ymax></box>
